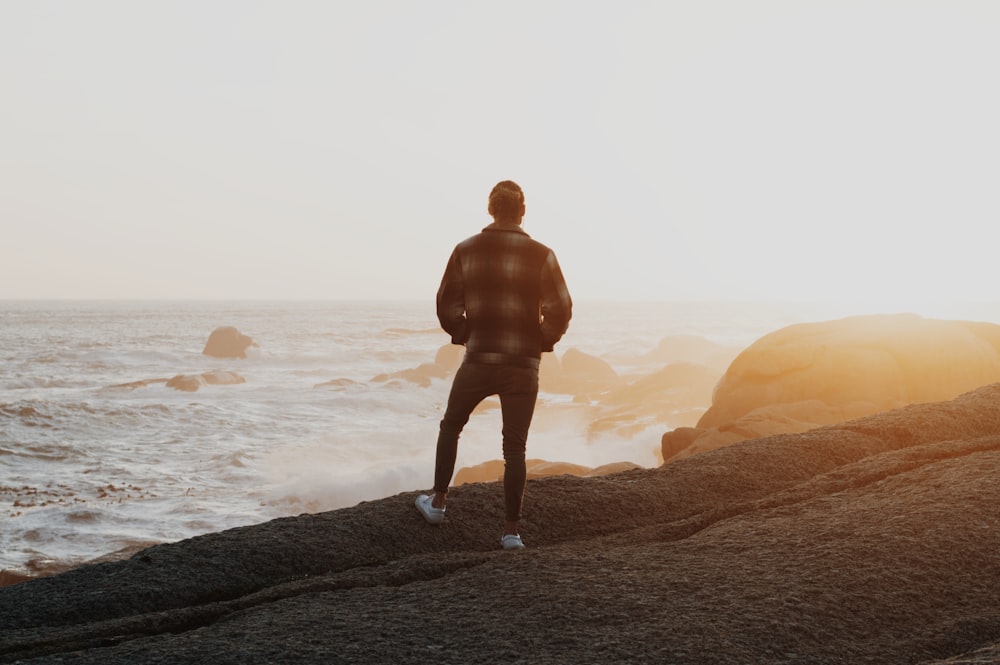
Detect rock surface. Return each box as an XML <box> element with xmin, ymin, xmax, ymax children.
<box><xmin>663</xmin><ymin>314</ymin><xmax>1000</xmax><ymax>461</ymax></box>
<box><xmin>5</xmin><ymin>384</ymin><xmax>1000</xmax><ymax>663</ymax></box>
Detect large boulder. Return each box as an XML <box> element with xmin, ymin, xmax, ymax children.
<box><xmin>663</xmin><ymin>314</ymin><xmax>1000</xmax><ymax>462</ymax></box>
<box><xmin>203</xmin><ymin>327</ymin><xmax>258</xmax><ymax>359</ymax></box>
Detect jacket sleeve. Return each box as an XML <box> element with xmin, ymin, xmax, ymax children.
<box><xmin>539</xmin><ymin>250</ymin><xmax>572</xmax><ymax>352</ymax></box>
<box><xmin>435</xmin><ymin>248</ymin><xmax>469</xmax><ymax>345</ymax></box>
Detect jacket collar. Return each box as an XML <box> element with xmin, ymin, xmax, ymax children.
<box><xmin>482</xmin><ymin>221</ymin><xmax>529</xmax><ymax>236</ymax></box>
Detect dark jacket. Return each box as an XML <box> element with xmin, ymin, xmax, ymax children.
<box><xmin>436</xmin><ymin>222</ymin><xmax>572</xmax><ymax>360</ymax></box>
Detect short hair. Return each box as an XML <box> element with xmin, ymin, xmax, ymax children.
<box><xmin>488</xmin><ymin>180</ymin><xmax>525</xmax><ymax>220</ymax></box>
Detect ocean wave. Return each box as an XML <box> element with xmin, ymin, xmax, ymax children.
<box><xmin>1</xmin><ymin>400</ymin><xmax>113</xmax><ymax>422</ymax></box>
<box><xmin>99</xmin><ymin>379</ymin><xmax>170</xmax><ymax>392</ymax></box>
<box><xmin>3</xmin><ymin>444</ymin><xmax>80</xmax><ymax>462</ymax></box>
<box><xmin>0</xmin><ymin>403</ymin><xmax>52</xmax><ymax>420</ymax></box>
<box><xmin>5</xmin><ymin>400</ymin><xmax>181</xmax><ymax>428</ymax></box>
<box><xmin>0</xmin><ymin>403</ymin><xmax>57</xmax><ymax>430</ymax></box>
<box><xmin>210</xmin><ymin>451</ymin><xmax>250</xmax><ymax>469</ymax></box>
<box><xmin>3</xmin><ymin>376</ymin><xmax>85</xmax><ymax>390</ymax></box>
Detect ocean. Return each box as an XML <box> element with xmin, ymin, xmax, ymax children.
<box><xmin>2</xmin><ymin>298</ymin><xmax>983</xmax><ymax>578</ymax></box>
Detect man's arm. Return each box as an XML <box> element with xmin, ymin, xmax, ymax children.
<box><xmin>435</xmin><ymin>248</ymin><xmax>469</xmax><ymax>345</ymax></box>
<box><xmin>539</xmin><ymin>250</ymin><xmax>572</xmax><ymax>352</ymax></box>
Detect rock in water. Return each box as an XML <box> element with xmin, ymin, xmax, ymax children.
<box><xmin>200</xmin><ymin>370</ymin><xmax>246</xmax><ymax>386</ymax></box>
<box><xmin>165</xmin><ymin>371</ymin><xmax>246</xmax><ymax>392</ymax></box>
<box><xmin>166</xmin><ymin>374</ymin><xmax>207</xmax><ymax>392</ymax></box>
<box><xmin>203</xmin><ymin>327</ymin><xmax>258</xmax><ymax>359</ymax></box>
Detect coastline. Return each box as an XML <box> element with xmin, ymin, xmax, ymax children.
<box><xmin>5</xmin><ymin>383</ymin><xmax>1000</xmax><ymax>663</ymax></box>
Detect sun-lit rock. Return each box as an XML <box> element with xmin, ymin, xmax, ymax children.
<box><xmin>454</xmin><ymin>458</ymin><xmax>641</xmax><ymax>485</ymax></box>
<box><xmin>455</xmin><ymin>459</ymin><xmax>547</xmax><ymax>485</ymax></box>
<box><xmin>584</xmin><ymin>461</ymin><xmax>642</xmax><ymax>477</ymax></box>
<box><xmin>663</xmin><ymin>314</ymin><xmax>1000</xmax><ymax>462</ymax></box>
<box><xmin>525</xmin><ymin>460</ymin><xmax>592</xmax><ymax>479</ymax></box>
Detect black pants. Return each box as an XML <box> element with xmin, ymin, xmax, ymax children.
<box><xmin>433</xmin><ymin>362</ymin><xmax>539</xmax><ymax>522</ymax></box>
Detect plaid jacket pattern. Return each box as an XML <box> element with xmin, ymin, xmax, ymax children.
<box><xmin>436</xmin><ymin>222</ymin><xmax>572</xmax><ymax>359</ymax></box>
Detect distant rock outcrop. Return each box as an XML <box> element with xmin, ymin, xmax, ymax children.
<box><xmin>371</xmin><ymin>364</ymin><xmax>446</xmax><ymax>388</ymax></box>
<box><xmin>639</xmin><ymin>334</ymin><xmax>741</xmax><ymax>370</ymax></box>
<box><xmin>455</xmin><ymin>459</ymin><xmax>545</xmax><ymax>485</ymax></box>
<box><xmin>108</xmin><ymin>371</ymin><xmax>245</xmax><ymax>393</ymax></box>
<box><xmin>588</xmin><ymin>361</ymin><xmax>720</xmax><ymax>438</ymax></box>
<box><xmin>314</xmin><ymin>378</ymin><xmax>360</xmax><ymax>390</ymax></box>
<box><xmin>540</xmin><ymin>347</ymin><xmax>621</xmax><ymax>396</ymax></box>
<box><xmin>372</xmin><ymin>344</ymin><xmax>466</xmax><ymax>387</ymax></box>
<box><xmin>663</xmin><ymin>314</ymin><xmax>1000</xmax><ymax>462</ymax></box>
<box><xmin>203</xmin><ymin>327</ymin><xmax>258</xmax><ymax>359</ymax></box>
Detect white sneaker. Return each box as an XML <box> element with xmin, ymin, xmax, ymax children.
<box><xmin>500</xmin><ymin>534</ymin><xmax>525</xmax><ymax>550</ymax></box>
<box><xmin>415</xmin><ymin>494</ymin><xmax>445</xmax><ymax>525</ymax></box>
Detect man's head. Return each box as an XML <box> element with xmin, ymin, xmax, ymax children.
<box><xmin>488</xmin><ymin>180</ymin><xmax>526</xmax><ymax>224</ymax></box>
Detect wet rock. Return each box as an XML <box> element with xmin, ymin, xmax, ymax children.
<box><xmin>166</xmin><ymin>371</ymin><xmax>245</xmax><ymax>392</ymax></box>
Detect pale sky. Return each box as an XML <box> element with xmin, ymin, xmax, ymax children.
<box><xmin>2</xmin><ymin>1</ymin><xmax>998</xmax><ymax>308</ymax></box>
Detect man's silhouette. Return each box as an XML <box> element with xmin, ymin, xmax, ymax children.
<box><xmin>416</xmin><ymin>180</ymin><xmax>572</xmax><ymax>549</ymax></box>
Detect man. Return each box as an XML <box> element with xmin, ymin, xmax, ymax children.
<box><xmin>415</xmin><ymin>180</ymin><xmax>572</xmax><ymax>550</ymax></box>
